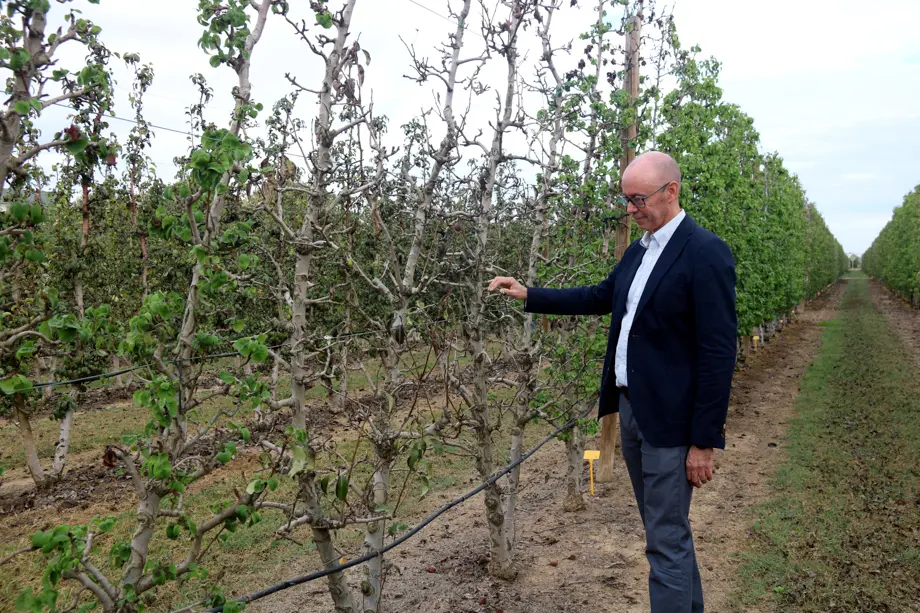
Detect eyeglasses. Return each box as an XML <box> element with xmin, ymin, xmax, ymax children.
<box><xmin>617</xmin><ymin>182</ymin><xmax>672</xmax><ymax>210</ymax></box>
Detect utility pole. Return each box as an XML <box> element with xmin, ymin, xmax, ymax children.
<box><xmin>597</xmin><ymin>0</ymin><xmax>643</xmax><ymax>484</ymax></box>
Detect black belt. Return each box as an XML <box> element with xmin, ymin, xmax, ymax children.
<box><xmin>619</xmin><ymin>386</ymin><xmax>630</xmax><ymax>401</ymax></box>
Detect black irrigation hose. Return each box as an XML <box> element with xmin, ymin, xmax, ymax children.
<box><xmin>18</xmin><ymin>340</ymin><xmax>311</xmax><ymax>392</ymax></box>
<box><xmin>28</xmin><ymin>364</ymin><xmax>147</xmax><ymax>390</ymax></box>
<box><xmin>16</xmin><ymin>318</ymin><xmax>457</xmax><ymax>392</ymax></box>
<box><xmin>198</xmin><ymin>403</ymin><xmax>596</xmax><ymax>613</ymax></box>
<box><xmin>16</xmin><ymin>321</ymin><xmax>455</xmax><ymax>393</ymax></box>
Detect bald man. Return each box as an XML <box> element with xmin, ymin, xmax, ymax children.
<box><xmin>489</xmin><ymin>151</ymin><xmax>737</xmax><ymax>612</ymax></box>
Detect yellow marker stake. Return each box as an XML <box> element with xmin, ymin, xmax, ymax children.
<box><xmin>753</xmin><ymin>335</ymin><xmax>760</xmax><ymax>349</ymax></box>
<box><xmin>583</xmin><ymin>449</ymin><xmax>600</xmax><ymax>496</ymax></box>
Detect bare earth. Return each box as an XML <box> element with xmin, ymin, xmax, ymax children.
<box><xmin>870</xmin><ymin>279</ymin><xmax>920</xmax><ymax>367</ymax></box>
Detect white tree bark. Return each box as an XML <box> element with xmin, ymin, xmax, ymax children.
<box><xmin>300</xmin><ymin>473</ymin><xmax>359</xmax><ymax>613</ymax></box>
<box><xmin>51</xmin><ymin>406</ymin><xmax>74</xmax><ymax>479</ymax></box>
<box><xmin>503</xmin><ymin>0</ymin><xmax>568</xmax><ymax>546</ymax></box>
<box><xmin>15</xmin><ymin>401</ymin><xmax>46</xmax><ymax>489</ymax></box>
<box><xmin>464</xmin><ymin>2</ymin><xmax>528</xmax><ymax>581</ymax></box>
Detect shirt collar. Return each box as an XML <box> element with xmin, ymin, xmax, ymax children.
<box><xmin>640</xmin><ymin>209</ymin><xmax>686</xmax><ymax>250</ymax></box>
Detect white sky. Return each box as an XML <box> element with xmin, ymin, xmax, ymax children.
<box><xmin>26</xmin><ymin>0</ymin><xmax>920</xmax><ymax>255</ymax></box>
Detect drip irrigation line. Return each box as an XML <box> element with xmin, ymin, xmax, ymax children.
<box><xmin>17</xmin><ymin>325</ymin><xmax>406</xmax><ymax>392</ymax></box>
<box><xmin>196</xmin><ymin>401</ymin><xmax>595</xmax><ymax>613</ymax></box>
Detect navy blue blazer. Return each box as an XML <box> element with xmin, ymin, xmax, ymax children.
<box><xmin>525</xmin><ymin>214</ymin><xmax>737</xmax><ymax>449</ymax></box>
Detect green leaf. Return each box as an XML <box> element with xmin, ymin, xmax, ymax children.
<box><xmin>10</xmin><ymin>202</ymin><xmax>28</xmax><ymax>223</ymax></box>
<box><xmin>266</xmin><ymin>476</ymin><xmax>279</xmax><ymax>491</ymax></box>
<box><xmin>29</xmin><ymin>531</ymin><xmax>51</xmax><ymax>549</ymax></box>
<box><xmin>209</xmin><ymin>55</ymin><xmax>221</xmax><ymax>68</ymax></box>
<box><xmin>23</xmin><ymin>248</ymin><xmax>44</xmax><ymax>263</ymax></box>
<box><xmin>15</xmin><ymin>340</ymin><xmax>36</xmax><ymax>362</ymax></box>
<box><xmin>316</xmin><ymin>10</ymin><xmax>333</xmax><ymax>28</ymax></box>
<box><xmin>96</xmin><ymin>517</ymin><xmax>117</xmax><ymax>533</ymax></box>
<box><xmin>10</xmin><ymin>49</ymin><xmax>30</xmax><ymax>71</ymax></box>
<box><xmin>28</xmin><ymin>204</ymin><xmax>44</xmax><ymax>224</ymax></box>
<box><xmin>14</xmin><ymin>100</ymin><xmax>30</xmax><ymax>115</ymax></box>
<box><xmin>231</xmin><ymin>320</ymin><xmax>245</xmax><ymax>333</ymax></box>
<box><xmin>289</xmin><ymin>446</ymin><xmax>307</xmax><ymax>477</ymax></box>
<box><xmin>407</xmin><ymin>448</ymin><xmax>421</xmax><ymax>470</ymax></box>
<box><xmin>335</xmin><ymin>475</ymin><xmax>349</xmax><ymax>501</ymax></box>
<box><xmin>65</xmin><ymin>136</ymin><xmax>89</xmax><ymax>155</ymax></box>
<box><xmin>245</xmin><ymin>479</ymin><xmax>265</xmax><ymax>494</ymax></box>
<box><xmin>216</xmin><ymin>451</ymin><xmax>232</xmax><ymax>464</ymax></box>
<box><xmin>237</xmin><ymin>253</ymin><xmax>251</xmax><ymax>270</ymax></box>
<box><xmin>250</xmin><ymin>343</ymin><xmax>268</xmax><ymax>363</ymax></box>
<box><xmin>1</xmin><ymin>374</ymin><xmax>32</xmax><ymax>394</ymax></box>
<box><xmin>239</xmin><ymin>427</ymin><xmax>251</xmax><ymax>442</ymax></box>
<box><xmin>419</xmin><ymin>475</ymin><xmax>431</xmax><ymax>499</ymax></box>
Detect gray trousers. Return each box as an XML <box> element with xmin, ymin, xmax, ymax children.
<box><xmin>619</xmin><ymin>393</ymin><xmax>704</xmax><ymax>612</ymax></box>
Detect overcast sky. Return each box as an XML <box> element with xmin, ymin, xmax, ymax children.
<box><xmin>30</xmin><ymin>0</ymin><xmax>920</xmax><ymax>256</ymax></box>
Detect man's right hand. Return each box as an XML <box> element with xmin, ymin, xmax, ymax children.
<box><xmin>488</xmin><ymin>276</ymin><xmax>528</xmax><ymax>300</ymax></box>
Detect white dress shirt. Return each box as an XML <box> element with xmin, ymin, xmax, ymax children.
<box><xmin>614</xmin><ymin>209</ymin><xmax>687</xmax><ymax>388</ymax></box>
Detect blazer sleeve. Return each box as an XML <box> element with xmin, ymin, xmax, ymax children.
<box><xmin>690</xmin><ymin>238</ymin><xmax>738</xmax><ymax>449</ymax></box>
<box><xmin>523</xmin><ymin>244</ymin><xmax>636</xmax><ymax>316</ymax></box>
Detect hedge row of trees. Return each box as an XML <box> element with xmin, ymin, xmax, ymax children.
<box><xmin>0</xmin><ymin>1</ymin><xmax>847</xmax><ymax>611</ymax></box>
<box><xmin>863</xmin><ymin>185</ymin><xmax>920</xmax><ymax>303</ymax></box>
<box><xmin>654</xmin><ymin>55</ymin><xmax>847</xmax><ymax>333</ymax></box>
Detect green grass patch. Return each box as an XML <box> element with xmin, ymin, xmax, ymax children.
<box><xmin>732</xmin><ymin>277</ymin><xmax>920</xmax><ymax>611</ymax></box>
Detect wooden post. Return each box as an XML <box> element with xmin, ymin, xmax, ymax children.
<box><xmin>598</xmin><ymin>1</ymin><xmax>643</xmax><ymax>484</ymax></box>
<box><xmin>613</xmin><ymin>1</ymin><xmax>643</xmax><ymax>261</ymax></box>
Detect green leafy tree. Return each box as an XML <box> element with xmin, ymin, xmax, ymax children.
<box><xmin>863</xmin><ymin>185</ymin><xmax>920</xmax><ymax>305</ymax></box>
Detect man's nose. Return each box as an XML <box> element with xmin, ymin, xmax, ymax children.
<box><xmin>627</xmin><ymin>200</ymin><xmax>639</xmax><ymax>214</ymax></box>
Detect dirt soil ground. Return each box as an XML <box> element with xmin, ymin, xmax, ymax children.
<box><xmin>253</xmin><ymin>283</ymin><xmax>847</xmax><ymax>613</ymax></box>
<box><xmin>870</xmin><ymin>279</ymin><xmax>920</xmax><ymax>367</ymax></box>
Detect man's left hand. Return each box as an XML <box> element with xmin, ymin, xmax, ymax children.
<box><xmin>686</xmin><ymin>445</ymin><xmax>714</xmax><ymax>488</ymax></box>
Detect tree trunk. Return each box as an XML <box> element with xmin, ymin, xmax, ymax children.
<box><xmin>465</xmin><ymin>4</ymin><xmax>524</xmax><ymax>582</ymax></box>
<box><xmin>113</xmin><ymin>354</ymin><xmax>124</xmax><ymax>387</ymax></box>
<box><xmin>74</xmin><ymin>282</ymin><xmax>85</xmax><ymax>320</ymax></box>
<box><xmin>130</xmin><ymin>166</ymin><xmax>150</xmax><ymax>300</ymax></box>
<box><xmin>74</xmin><ymin>181</ymin><xmax>90</xmax><ymax>318</ymax></box>
<box><xmin>314</xmin><ymin>525</ymin><xmax>358</xmax><ymax>613</ymax></box>
<box><xmin>139</xmin><ymin>236</ymin><xmax>149</xmax><ymax>300</ymax></box>
<box><xmin>503</xmin><ymin>420</ymin><xmax>525</xmax><ymax>549</ymax></box>
<box><xmin>291</xmin><ymin>249</ymin><xmax>310</xmax><ymax>432</ymax></box>
<box><xmin>361</xmin><ymin>461</ymin><xmax>390</xmax><ymax>612</ymax></box>
<box><xmin>51</xmin><ymin>406</ymin><xmax>74</xmax><ymax>479</ymax></box>
<box><xmin>41</xmin><ymin>356</ymin><xmax>55</xmax><ymax>400</ymax></box>
<box><xmin>300</xmin><ymin>474</ymin><xmax>359</xmax><ymax>613</ymax></box>
<box><xmin>15</xmin><ymin>398</ymin><xmax>46</xmax><ymax>489</ymax></box>
<box><xmin>271</xmin><ymin>358</ymin><xmax>280</xmax><ymax>403</ymax></box>
<box><xmin>563</xmin><ymin>422</ymin><xmax>586</xmax><ymax>512</ymax></box>
<box><xmin>122</xmin><ymin>490</ymin><xmax>161</xmax><ymax>588</ymax></box>
<box><xmin>0</xmin><ymin>9</ymin><xmax>45</xmax><ymax>186</ymax></box>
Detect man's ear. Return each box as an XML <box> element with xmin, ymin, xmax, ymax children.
<box><xmin>668</xmin><ymin>181</ymin><xmax>681</xmax><ymax>200</ymax></box>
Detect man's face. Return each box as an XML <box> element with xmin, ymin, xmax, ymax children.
<box><xmin>621</xmin><ymin>169</ymin><xmax>676</xmax><ymax>233</ymax></box>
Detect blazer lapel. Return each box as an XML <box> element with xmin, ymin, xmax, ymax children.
<box><xmin>613</xmin><ymin>247</ymin><xmax>643</xmax><ymax>319</ymax></box>
<box><xmin>634</xmin><ymin>215</ymin><xmax>695</xmax><ymax>319</ymax></box>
